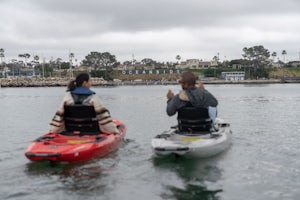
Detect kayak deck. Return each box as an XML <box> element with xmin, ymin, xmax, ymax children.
<box><xmin>152</xmin><ymin>121</ymin><xmax>232</xmax><ymax>157</ymax></box>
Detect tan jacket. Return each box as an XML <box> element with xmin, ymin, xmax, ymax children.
<box><xmin>50</xmin><ymin>92</ymin><xmax>119</xmax><ymax>134</ymax></box>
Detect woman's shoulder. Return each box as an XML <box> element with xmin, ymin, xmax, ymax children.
<box><xmin>71</xmin><ymin>87</ymin><xmax>95</xmax><ymax>95</ymax></box>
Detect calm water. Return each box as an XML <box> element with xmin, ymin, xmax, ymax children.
<box><xmin>0</xmin><ymin>84</ymin><xmax>300</xmax><ymax>200</ymax></box>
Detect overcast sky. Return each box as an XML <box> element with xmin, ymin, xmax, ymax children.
<box><xmin>1</xmin><ymin>0</ymin><xmax>300</xmax><ymax>63</ymax></box>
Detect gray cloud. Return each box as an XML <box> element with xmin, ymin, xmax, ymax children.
<box><xmin>1</xmin><ymin>0</ymin><xmax>300</xmax><ymax>62</ymax></box>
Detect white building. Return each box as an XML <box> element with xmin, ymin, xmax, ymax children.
<box><xmin>176</xmin><ymin>59</ymin><xmax>218</xmax><ymax>69</ymax></box>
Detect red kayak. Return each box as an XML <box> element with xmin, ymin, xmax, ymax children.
<box><xmin>25</xmin><ymin>119</ymin><xmax>126</xmax><ymax>162</ymax></box>
<box><xmin>25</xmin><ymin>105</ymin><xmax>126</xmax><ymax>162</ymax></box>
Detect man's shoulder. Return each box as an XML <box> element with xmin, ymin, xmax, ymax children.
<box><xmin>179</xmin><ymin>90</ymin><xmax>189</xmax><ymax>101</ymax></box>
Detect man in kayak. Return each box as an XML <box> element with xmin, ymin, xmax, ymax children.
<box><xmin>49</xmin><ymin>72</ymin><xmax>119</xmax><ymax>134</ymax></box>
<box><xmin>166</xmin><ymin>71</ymin><xmax>218</xmax><ymax>126</ymax></box>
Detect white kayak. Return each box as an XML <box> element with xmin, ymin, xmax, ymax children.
<box><xmin>151</xmin><ymin>118</ymin><xmax>232</xmax><ymax>157</ymax></box>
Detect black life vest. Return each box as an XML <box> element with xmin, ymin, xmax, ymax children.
<box><xmin>177</xmin><ymin>105</ymin><xmax>212</xmax><ymax>132</ymax></box>
<box><xmin>64</xmin><ymin>104</ymin><xmax>100</xmax><ymax>134</ymax></box>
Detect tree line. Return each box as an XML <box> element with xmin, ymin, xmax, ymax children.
<box><xmin>0</xmin><ymin>45</ymin><xmax>298</xmax><ymax>80</ymax></box>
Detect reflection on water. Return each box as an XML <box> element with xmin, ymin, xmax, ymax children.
<box><xmin>26</xmin><ymin>160</ymin><xmax>67</xmax><ymax>175</ymax></box>
<box><xmin>152</xmin><ymin>155</ymin><xmax>223</xmax><ymax>200</ymax></box>
<box><xmin>163</xmin><ymin>184</ymin><xmax>222</xmax><ymax>200</ymax></box>
<box><xmin>1</xmin><ymin>85</ymin><xmax>300</xmax><ymax>200</ymax></box>
<box><xmin>25</xmin><ymin>152</ymin><xmax>120</xmax><ymax>194</ymax></box>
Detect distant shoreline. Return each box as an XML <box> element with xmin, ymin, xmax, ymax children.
<box><xmin>0</xmin><ymin>77</ymin><xmax>299</xmax><ymax>88</ymax></box>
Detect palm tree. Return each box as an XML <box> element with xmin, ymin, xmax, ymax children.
<box><xmin>0</xmin><ymin>48</ymin><xmax>6</xmax><ymax>77</ymax></box>
<box><xmin>271</xmin><ymin>52</ymin><xmax>277</xmax><ymax>62</ymax></box>
<box><xmin>18</xmin><ymin>54</ymin><xmax>25</xmax><ymax>66</ymax></box>
<box><xmin>282</xmin><ymin>50</ymin><xmax>287</xmax><ymax>64</ymax></box>
<box><xmin>33</xmin><ymin>55</ymin><xmax>39</xmax><ymax>76</ymax></box>
<box><xmin>0</xmin><ymin>48</ymin><xmax>4</xmax><ymax>64</ymax></box>
<box><xmin>176</xmin><ymin>55</ymin><xmax>181</xmax><ymax>64</ymax></box>
<box><xmin>56</xmin><ymin>58</ymin><xmax>62</xmax><ymax>77</ymax></box>
<box><xmin>34</xmin><ymin>55</ymin><xmax>39</xmax><ymax>62</ymax></box>
<box><xmin>69</xmin><ymin>52</ymin><xmax>74</xmax><ymax>77</ymax></box>
<box><xmin>24</xmin><ymin>53</ymin><xmax>30</xmax><ymax>67</ymax></box>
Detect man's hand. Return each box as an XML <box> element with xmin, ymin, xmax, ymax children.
<box><xmin>167</xmin><ymin>89</ymin><xmax>174</xmax><ymax>100</ymax></box>
<box><xmin>197</xmin><ymin>80</ymin><xmax>205</xmax><ymax>89</ymax></box>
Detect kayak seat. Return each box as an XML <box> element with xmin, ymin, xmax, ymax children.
<box><xmin>64</xmin><ymin>105</ymin><xmax>100</xmax><ymax>134</ymax></box>
<box><xmin>177</xmin><ymin>107</ymin><xmax>212</xmax><ymax>132</ymax></box>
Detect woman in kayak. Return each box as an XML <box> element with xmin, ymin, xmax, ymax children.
<box><xmin>49</xmin><ymin>72</ymin><xmax>119</xmax><ymax>134</ymax></box>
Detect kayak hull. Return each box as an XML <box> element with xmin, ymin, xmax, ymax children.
<box><xmin>152</xmin><ymin>119</ymin><xmax>232</xmax><ymax>157</ymax></box>
<box><xmin>25</xmin><ymin>119</ymin><xmax>126</xmax><ymax>162</ymax></box>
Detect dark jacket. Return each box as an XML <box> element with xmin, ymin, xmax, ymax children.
<box><xmin>167</xmin><ymin>87</ymin><xmax>218</xmax><ymax>116</ymax></box>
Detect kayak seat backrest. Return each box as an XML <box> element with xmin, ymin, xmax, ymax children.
<box><xmin>64</xmin><ymin>105</ymin><xmax>100</xmax><ymax>133</ymax></box>
<box><xmin>177</xmin><ymin>107</ymin><xmax>212</xmax><ymax>132</ymax></box>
